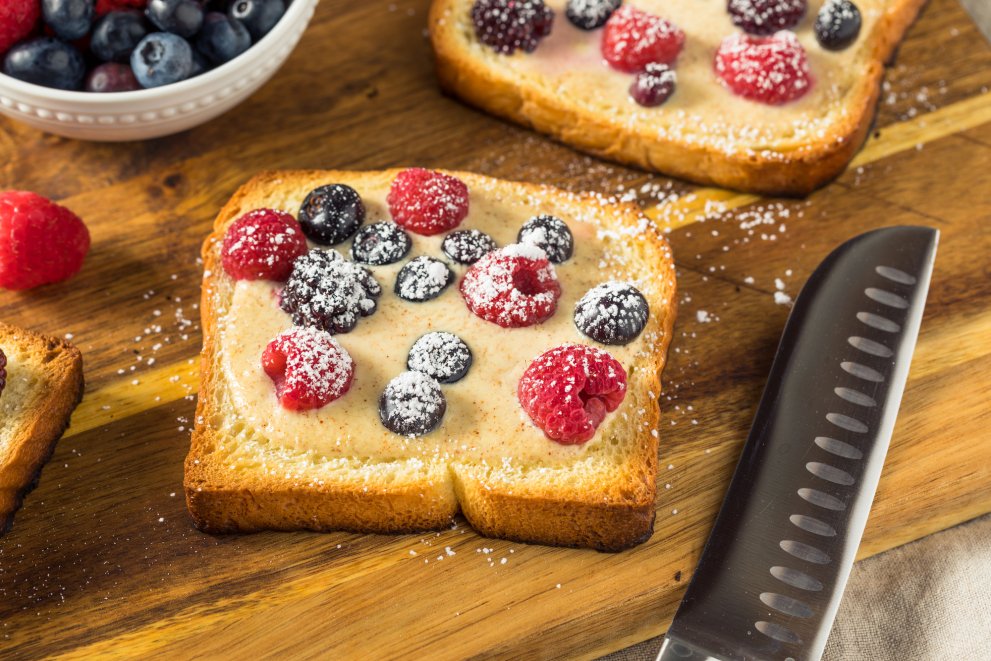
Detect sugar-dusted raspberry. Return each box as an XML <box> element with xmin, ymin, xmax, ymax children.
<box><xmin>95</xmin><ymin>0</ymin><xmax>147</xmax><ymax>17</ymax></box>
<box><xmin>728</xmin><ymin>0</ymin><xmax>806</xmax><ymax>36</ymax></box>
<box><xmin>387</xmin><ymin>168</ymin><xmax>469</xmax><ymax>236</ymax></box>
<box><xmin>0</xmin><ymin>191</ymin><xmax>90</xmax><ymax>291</ymax></box>
<box><xmin>280</xmin><ymin>249</ymin><xmax>382</xmax><ymax>334</ymax></box>
<box><xmin>518</xmin><ymin>344</ymin><xmax>627</xmax><ymax>444</ymax></box>
<box><xmin>714</xmin><ymin>31</ymin><xmax>812</xmax><ymax>105</ymax></box>
<box><xmin>0</xmin><ymin>0</ymin><xmax>40</xmax><ymax>57</ymax></box>
<box><xmin>471</xmin><ymin>0</ymin><xmax>554</xmax><ymax>55</ymax></box>
<box><xmin>601</xmin><ymin>5</ymin><xmax>685</xmax><ymax>73</ymax></box>
<box><xmin>221</xmin><ymin>208</ymin><xmax>308</xmax><ymax>282</ymax></box>
<box><xmin>0</xmin><ymin>347</ymin><xmax>6</xmax><ymax>398</ymax></box>
<box><xmin>460</xmin><ymin>244</ymin><xmax>562</xmax><ymax>328</ymax></box>
<box><xmin>262</xmin><ymin>327</ymin><xmax>354</xmax><ymax>411</ymax></box>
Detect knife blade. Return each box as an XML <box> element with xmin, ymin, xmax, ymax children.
<box><xmin>958</xmin><ymin>0</ymin><xmax>991</xmax><ymax>44</ymax></box>
<box><xmin>656</xmin><ymin>226</ymin><xmax>939</xmax><ymax>661</ymax></box>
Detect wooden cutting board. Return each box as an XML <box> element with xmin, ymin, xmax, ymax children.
<box><xmin>1</xmin><ymin>1</ymin><xmax>989</xmax><ymax>658</ymax></box>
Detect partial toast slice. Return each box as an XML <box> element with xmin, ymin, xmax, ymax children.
<box><xmin>0</xmin><ymin>323</ymin><xmax>84</xmax><ymax>534</ymax></box>
<box><xmin>185</xmin><ymin>169</ymin><xmax>677</xmax><ymax>550</ymax></box>
<box><xmin>429</xmin><ymin>0</ymin><xmax>926</xmax><ymax>195</ymax></box>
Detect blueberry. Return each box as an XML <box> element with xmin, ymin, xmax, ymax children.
<box><xmin>189</xmin><ymin>48</ymin><xmax>210</xmax><ymax>77</ymax></box>
<box><xmin>441</xmin><ymin>229</ymin><xmax>497</xmax><ymax>264</ymax></box>
<box><xmin>280</xmin><ymin>249</ymin><xmax>382</xmax><ymax>334</ymax></box>
<box><xmin>395</xmin><ymin>256</ymin><xmax>453</xmax><ymax>302</ymax></box>
<box><xmin>815</xmin><ymin>0</ymin><xmax>861</xmax><ymax>50</ymax></box>
<box><xmin>131</xmin><ymin>32</ymin><xmax>193</xmax><ymax>89</ymax></box>
<box><xmin>518</xmin><ymin>214</ymin><xmax>573</xmax><ymax>263</ymax></box>
<box><xmin>379</xmin><ymin>371</ymin><xmax>447</xmax><ymax>436</ymax></box>
<box><xmin>298</xmin><ymin>184</ymin><xmax>365</xmax><ymax>246</ymax></box>
<box><xmin>42</xmin><ymin>0</ymin><xmax>95</xmax><ymax>41</ymax></box>
<box><xmin>574</xmin><ymin>281</ymin><xmax>649</xmax><ymax>345</ymax></box>
<box><xmin>565</xmin><ymin>0</ymin><xmax>621</xmax><ymax>30</ymax></box>
<box><xmin>196</xmin><ymin>12</ymin><xmax>251</xmax><ymax>65</ymax></box>
<box><xmin>407</xmin><ymin>332</ymin><xmax>473</xmax><ymax>384</ymax></box>
<box><xmin>91</xmin><ymin>11</ymin><xmax>148</xmax><ymax>63</ymax></box>
<box><xmin>727</xmin><ymin>0</ymin><xmax>806</xmax><ymax>36</ymax></box>
<box><xmin>228</xmin><ymin>0</ymin><xmax>285</xmax><ymax>40</ymax></box>
<box><xmin>630</xmin><ymin>63</ymin><xmax>676</xmax><ymax>107</ymax></box>
<box><xmin>85</xmin><ymin>62</ymin><xmax>141</xmax><ymax>92</ymax></box>
<box><xmin>146</xmin><ymin>0</ymin><xmax>204</xmax><ymax>38</ymax></box>
<box><xmin>350</xmin><ymin>222</ymin><xmax>411</xmax><ymax>266</ymax></box>
<box><xmin>2</xmin><ymin>38</ymin><xmax>86</xmax><ymax>91</ymax></box>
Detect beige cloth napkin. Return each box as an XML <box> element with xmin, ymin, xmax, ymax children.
<box><xmin>599</xmin><ymin>513</ymin><xmax>991</xmax><ymax>660</ymax></box>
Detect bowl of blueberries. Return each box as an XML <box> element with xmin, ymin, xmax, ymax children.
<box><xmin>0</xmin><ymin>0</ymin><xmax>318</xmax><ymax>140</ymax></box>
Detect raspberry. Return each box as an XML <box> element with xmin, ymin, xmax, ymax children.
<box><xmin>460</xmin><ymin>244</ymin><xmax>562</xmax><ymax>328</ymax></box>
<box><xmin>471</xmin><ymin>0</ymin><xmax>554</xmax><ymax>55</ymax></box>
<box><xmin>0</xmin><ymin>191</ymin><xmax>90</xmax><ymax>291</ymax></box>
<box><xmin>0</xmin><ymin>0</ymin><xmax>40</xmax><ymax>57</ymax></box>
<box><xmin>518</xmin><ymin>344</ymin><xmax>627</xmax><ymax>444</ymax></box>
<box><xmin>728</xmin><ymin>0</ymin><xmax>806</xmax><ymax>36</ymax></box>
<box><xmin>262</xmin><ymin>327</ymin><xmax>354</xmax><ymax>411</ymax></box>
<box><xmin>714</xmin><ymin>32</ymin><xmax>813</xmax><ymax>105</ymax></box>
<box><xmin>221</xmin><ymin>208</ymin><xmax>308</xmax><ymax>282</ymax></box>
<box><xmin>387</xmin><ymin>168</ymin><xmax>469</xmax><ymax>236</ymax></box>
<box><xmin>0</xmin><ymin>348</ymin><xmax>6</xmax><ymax>398</ymax></box>
<box><xmin>601</xmin><ymin>5</ymin><xmax>685</xmax><ymax>73</ymax></box>
<box><xmin>95</xmin><ymin>0</ymin><xmax>147</xmax><ymax>17</ymax></box>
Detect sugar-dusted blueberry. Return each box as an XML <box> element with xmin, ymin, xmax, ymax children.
<box><xmin>518</xmin><ymin>214</ymin><xmax>573</xmax><ymax>263</ymax></box>
<box><xmin>727</xmin><ymin>0</ymin><xmax>806</xmax><ymax>36</ymax></box>
<box><xmin>228</xmin><ymin>0</ymin><xmax>285</xmax><ymax>40</ymax></box>
<box><xmin>575</xmin><ymin>281</ymin><xmax>649</xmax><ymax>345</ymax></box>
<box><xmin>196</xmin><ymin>12</ymin><xmax>251</xmax><ymax>65</ymax></box>
<box><xmin>298</xmin><ymin>184</ymin><xmax>365</xmax><ymax>246</ymax></box>
<box><xmin>131</xmin><ymin>32</ymin><xmax>193</xmax><ymax>88</ymax></box>
<box><xmin>407</xmin><ymin>332</ymin><xmax>473</xmax><ymax>384</ymax></box>
<box><xmin>2</xmin><ymin>38</ymin><xmax>86</xmax><ymax>91</ymax></box>
<box><xmin>565</xmin><ymin>0</ymin><xmax>621</xmax><ymax>30</ymax></box>
<box><xmin>43</xmin><ymin>0</ymin><xmax>95</xmax><ymax>41</ymax></box>
<box><xmin>0</xmin><ymin>348</ymin><xmax>6</xmax><ymax>398</ymax></box>
<box><xmin>91</xmin><ymin>10</ymin><xmax>147</xmax><ymax>63</ymax></box>
<box><xmin>630</xmin><ymin>62</ymin><xmax>676</xmax><ymax>107</ymax></box>
<box><xmin>815</xmin><ymin>0</ymin><xmax>861</xmax><ymax>50</ymax></box>
<box><xmin>350</xmin><ymin>222</ymin><xmax>412</xmax><ymax>266</ymax></box>
<box><xmin>85</xmin><ymin>62</ymin><xmax>141</xmax><ymax>91</ymax></box>
<box><xmin>280</xmin><ymin>249</ymin><xmax>382</xmax><ymax>334</ymax></box>
<box><xmin>471</xmin><ymin>0</ymin><xmax>554</xmax><ymax>55</ymax></box>
<box><xmin>379</xmin><ymin>371</ymin><xmax>447</xmax><ymax>436</ymax></box>
<box><xmin>146</xmin><ymin>0</ymin><xmax>203</xmax><ymax>38</ymax></box>
<box><xmin>441</xmin><ymin>229</ymin><xmax>497</xmax><ymax>265</ymax></box>
<box><xmin>395</xmin><ymin>256</ymin><xmax>453</xmax><ymax>303</ymax></box>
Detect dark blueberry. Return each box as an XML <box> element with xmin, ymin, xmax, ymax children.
<box><xmin>85</xmin><ymin>62</ymin><xmax>141</xmax><ymax>92</ymax></box>
<box><xmin>146</xmin><ymin>0</ymin><xmax>204</xmax><ymax>38</ymax></box>
<box><xmin>574</xmin><ymin>281</ymin><xmax>649</xmax><ymax>345</ymax></box>
<box><xmin>630</xmin><ymin>62</ymin><xmax>676</xmax><ymax>107</ymax></box>
<box><xmin>378</xmin><ymin>371</ymin><xmax>447</xmax><ymax>436</ymax></box>
<box><xmin>395</xmin><ymin>256</ymin><xmax>453</xmax><ymax>303</ymax></box>
<box><xmin>228</xmin><ymin>0</ymin><xmax>285</xmax><ymax>40</ymax></box>
<box><xmin>407</xmin><ymin>332</ymin><xmax>473</xmax><ymax>384</ymax></box>
<box><xmin>565</xmin><ymin>0</ymin><xmax>621</xmax><ymax>30</ymax></box>
<box><xmin>131</xmin><ymin>32</ymin><xmax>193</xmax><ymax>88</ymax></box>
<box><xmin>91</xmin><ymin>11</ymin><xmax>148</xmax><ymax>63</ymax></box>
<box><xmin>196</xmin><ymin>12</ymin><xmax>251</xmax><ymax>65</ymax></box>
<box><xmin>298</xmin><ymin>184</ymin><xmax>365</xmax><ymax>246</ymax></box>
<box><xmin>471</xmin><ymin>0</ymin><xmax>554</xmax><ymax>55</ymax></box>
<box><xmin>815</xmin><ymin>0</ymin><xmax>861</xmax><ymax>50</ymax></box>
<box><xmin>189</xmin><ymin>48</ymin><xmax>209</xmax><ymax>77</ymax></box>
<box><xmin>727</xmin><ymin>0</ymin><xmax>806</xmax><ymax>35</ymax></box>
<box><xmin>2</xmin><ymin>38</ymin><xmax>86</xmax><ymax>91</ymax></box>
<box><xmin>42</xmin><ymin>0</ymin><xmax>95</xmax><ymax>41</ymax></box>
<box><xmin>441</xmin><ymin>229</ymin><xmax>497</xmax><ymax>265</ymax></box>
<box><xmin>350</xmin><ymin>222</ymin><xmax>411</xmax><ymax>266</ymax></box>
<box><xmin>280</xmin><ymin>249</ymin><xmax>382</xmax><ymax>334</ymax></box>
<box><xmin>518</xmin><ymin>214</ymin><xmax>573</xmax><ymax>263</ymax></box>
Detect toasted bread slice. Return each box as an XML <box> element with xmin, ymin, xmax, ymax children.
<box><xmin>0</xmin><ymin>323</ymin><xmax>84</xmax><ymax>534</ymax></box>
<box><xmin>429</xmin><ymin>0</ymin><xmax>926</xmax><ymax>195</ymax></box>
<box><xmin>185</xmin><ymin>169</ymin><xmax>677</xmax><ymax>551</ymax></box>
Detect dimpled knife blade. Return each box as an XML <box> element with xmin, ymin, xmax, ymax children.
<box><xmin>657</xmin><ymin>226</ymin><xmax>939</xmax><ymax>661</ymax></box>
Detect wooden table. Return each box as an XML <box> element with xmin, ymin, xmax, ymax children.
<box><xmin>1</xmin><ymin>1</ymin><xmax>989</xmax><ymax>658</ymax></box>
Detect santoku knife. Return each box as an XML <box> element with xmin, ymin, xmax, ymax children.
<box><xmin>657</xmin><ymin>226</ymin><xmax>939</xmax><ymax>661</ymax></box>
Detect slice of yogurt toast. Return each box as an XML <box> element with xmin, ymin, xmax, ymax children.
<box><xmin>429</xmin><ymin>0</ymin><xmax>926</xmax><ymax>195</ymax></box>
<box><xmin>185</xmin><ymin>169</ymin><xmax>677</xmax><ymax>550</ymax></box>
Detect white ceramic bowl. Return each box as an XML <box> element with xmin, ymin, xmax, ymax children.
<box><xmin>0</xmin><ymin>0</ymin><xmax>318</xmax><ymax>141</ymax></box>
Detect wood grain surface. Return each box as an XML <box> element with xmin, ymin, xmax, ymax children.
<box><xmin>1</xmin><ymin>1</ymin><xmax>990</xmax><ymax>658</ymax></box>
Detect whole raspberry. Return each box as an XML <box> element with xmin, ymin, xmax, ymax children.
<box><xmin>262</xmin><ymin>327</ymin><xmax>354</xmax><ymax>411</ymax></box>
<box><xmin>714</xmin><ymin>32</ymin><xmax>813</xmax><ymax>105</ymax></box>
<box><xmin>96</xmin><ymin>0</ymin><xmax>148</xmax><ymax>17</ymax></box>
<box><xmin>0</xmin><ymin>348</ymin><xmax>6</xmax><ymax>399</ymax></box>
<box><xmin>471</xmin><ymin>0</ymin><xmax>554</xmax><ymax>55</ymax></box>
<box><xmin>221</xmin><ymin>208</ymin><xmax>308</xmax><ymax>282</ymax></box>
<box><xmin>601</xmin><ymin>5</ymin><xmax>685</xmax><ymax>73</ymax></box>
<box><xmin>0</xmin><ymin>0</ymin><xmax>40</xmax><ymax>57</ymax></box>
<box><xmin>387</xmin><ymin>168</ymin><xmax>469</xmax><ymax>236</ymax></box>
<box><xmin>460</xmin><ymin>243</ymin><xmax>562</xmax><ymax>328</ymax></box>
<box><xmin>0</xmin><ymin>191</ymin><xmax>90</xmax><ymax>291</ymax></box>
<box><xmin>280</xmin><ymin>249</ymin><xmax>382</xmax><ymax>334</ymax></box>
<box><xmin>728</xmin><ymin>0</ymin><xmax>806</xmax><ymax>36</ymax></box>
<box><xmin>518</xmin><ymin>344</ymin><xmax>627</xmax><ymax>444</ymax></box>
